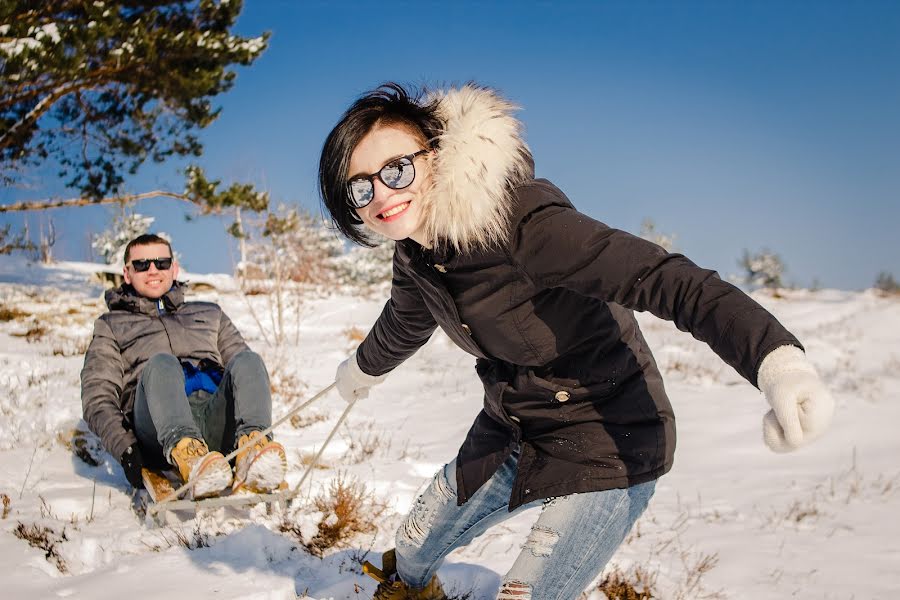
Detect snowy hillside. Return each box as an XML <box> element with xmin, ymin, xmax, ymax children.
<box><xmin>0</xmin><ymin>256</ymin><xmax>897</xmax><ymax>599</ymax></box>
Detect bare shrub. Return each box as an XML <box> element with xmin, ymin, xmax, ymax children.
<box><xmin>738</xmin><ymin>248</ymin><xmax>785</xmax><ymax>291</ymax></box>
<box><xmin>13</xmin><ymin>522</ymin><xmax>69</xmax><ymax>573</ymax></box>
<box><xmin>874</xmin><ymin>271</ymin><xmax>899</xmax><ymax>295</ymax></box>
<box><xmin>283</xmin><ymin>473</ymin><xmax>387</xmax><ymax>557</ymax></box>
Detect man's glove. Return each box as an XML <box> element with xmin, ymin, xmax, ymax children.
<box><xmin>335</xmin><ymin>352</ymin><xmax>387</xmax><ymax>403</ymax></box>
<box><xmin>120</xmin><ymin>443</ymin><xmax>144</xmax><ymax>489</ymax></box>
<box><xmin>757</xmin><ymin>345</ymin><xmax>835</xmax><ymax>453</ymax></box>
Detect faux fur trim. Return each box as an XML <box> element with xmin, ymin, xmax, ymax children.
<box><xmin>422</xmin><ymin>85</ymin><xmax>532</xmax><ymax>253</ymax></box>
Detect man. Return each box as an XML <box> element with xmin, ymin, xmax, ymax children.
<box><xmin>81</xmin><ymin>233</ymin><xmax>286</xmax><ymax>499</ymax></box>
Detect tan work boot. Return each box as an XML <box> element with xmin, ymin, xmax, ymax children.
<box><xmin>363</xmin><ymin>549</ymin><xmax>447</xmax><ymax>600</ymax></box>
<box><xmin>170</xmin><ymin>437</ymin><xmax>233</xmax><ymax>499</ymax></box>
<box><xmin>233</xmin><ymin>431</ymin><xmax>287</xmax><ymax>494</ymax></box>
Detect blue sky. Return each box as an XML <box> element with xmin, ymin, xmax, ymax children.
<box><xmin>3</xmin><ymin>0</ymin><xmax>898</xmax><ymax>290</ymax></box>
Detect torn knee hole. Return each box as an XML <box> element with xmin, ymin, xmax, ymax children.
<box><xmin>498</xmin><ymin>581</ymin><xmax>532</xmax><ymax>599</ymax></box>
<box><xmin>432</xmin><ymin>468</ymin><xmax>455</xmax><ymax>502</ymax></box>
<box><xmin>523</xmin><ymin>525</ymin><xmax>559</xmax><ymax>557</ymax></box>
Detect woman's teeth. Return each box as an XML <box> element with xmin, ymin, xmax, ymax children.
<box><xmin>380</xmin><ymin>202</ymin><xmax>409</xmax><ymax>219</ymax></box>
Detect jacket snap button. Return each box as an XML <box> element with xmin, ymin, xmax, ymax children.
<box><xmin>434</xmin><ymin>263</ymin><xmax>447</xmax><ymax>273</ymax></box>
<box><xmin>555</xmin><ymin>390</ymin><xmax>571</xmax><ymax>402</ymax></box>
<box><xmin>461</xmin><ymin>324</ymin><xmax>472</xmax><ymax>335</ymax></box>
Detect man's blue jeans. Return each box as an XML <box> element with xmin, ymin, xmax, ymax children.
<box><xmin>395</xmin><ymin>451</ymin><xmax>655</xmax><ymax>599</ymax></box>
<box><xmin>133</xmin><ymin>351</ymin><xmax>272</xmax><ymax>466</ymax></box>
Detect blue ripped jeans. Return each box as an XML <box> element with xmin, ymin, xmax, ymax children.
<box><xmin>395</xmin><ymin>451</ymin><xmax>655</xmax><ymax>599</ymax></box>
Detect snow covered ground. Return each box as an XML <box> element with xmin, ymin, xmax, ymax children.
<box><xmin>0</xmin><ymin>256</ymin><xmax>897</xmax><ymax>599</ymax></box>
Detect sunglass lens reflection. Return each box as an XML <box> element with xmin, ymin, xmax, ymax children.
<box><xmin>131</xmin><ymin>258</ymin><xmax>172</xmax><ymax>272</ymax></box>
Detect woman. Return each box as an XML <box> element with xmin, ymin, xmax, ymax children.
<box><xmin>319</xmin><ymin>83</ymin><xmax>833</xmax><ymax>599</ymax></box>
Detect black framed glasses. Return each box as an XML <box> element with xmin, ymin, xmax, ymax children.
<box><xmin>346</xmin><ymin>149</ymin><xmax>430</xmax><ymax>209</ymax></box>
<box><xmin>128</xmin><ymin>257</ymin><xmax>173</xmax><ymax>272</ymax></box>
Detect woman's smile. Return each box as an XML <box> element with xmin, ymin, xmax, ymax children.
<box><xmin>378</xmin><ymin>200</ymin><xmax>411</xmax><ymax>221</ymax></box>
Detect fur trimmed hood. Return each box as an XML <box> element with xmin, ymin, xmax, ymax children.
<box><xmin>421</xmin><ymin>85</ymin><xmax>533</xmax><ymax>253</ymax></box>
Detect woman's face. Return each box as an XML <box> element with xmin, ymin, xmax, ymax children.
<box><xmin>348</xmin><ymin>123</ymin><xmax>432</xmax><ymax>245</ymax></box>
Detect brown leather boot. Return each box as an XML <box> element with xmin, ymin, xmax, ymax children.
<box><xmin>233</xmin><ymin>431</ymin><xmax>287</xmax><ymax>493</ymax></box>
<box><xmin>363</xmin><ymin>549</ymin><xmax>447</xmax><ymax>600</ymax></box>
<box><xmin>169</xmin><ymin>437</ymin><xmax>232</xmax><ymax>499</ymax></box>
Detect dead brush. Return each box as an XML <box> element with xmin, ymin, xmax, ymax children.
<box><xmin>2</xmin><ymin>493</ymin><xmax>10</xmax><ymax>518</ymax></box>
<box><xmin>290</xmin><ymin>411</ymin><xmax>329</xmax><ymax>429</ymax></box>
<box><xmin>342</xmin><ymin>421</ymin><xmax>390</xmax><ymax>464</ymax></box>
<box><xmin>343</xmin><ymin>325</ymin><xmax>366</xmax><ymax>343</ymax></box>
<box><xmin>51</xmin><ymin>334</ymin><xmax>91</xmax><ymax>357</ymax></box>
<box><xmin>169</xmin><ymin>521</ymin><xmax>215</xmax><ymax>550</ymax></box>
<box><xmin>11</xmin><ymin>323</ymin><xmax>49</xmax><ymax>342</ymax></box>
<box><xmin>13</xmin><ymin>521</ymin><xmax>69</xmax><ymax>573</ymax></box>
<box><xmin>0</xmin><ymin>305</ymin><xmax>31</xmax><ymax>321</ymax></box>
<box><xmin>674</xmin><ymin>551</ymin><xmax>724</xmax><ymax>600</ymax></box>
<box><xmin>283</xmin><ymin>472</ymin><xmax>387</xmax><ymax>557</ymax></box>
<box><xmin>591</xmin><ymin>564</ymin><xmax>657</xmax><ymax>599</ymax></box>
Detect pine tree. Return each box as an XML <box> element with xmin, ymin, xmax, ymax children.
<box><xmin>91</xmin><ymin>209</ymin><xmax>155</xmax><ymax>265</ymax></box>
<box><xmin>739</xmin><ymin>248</ymin><xmax>785</xmax><ymax>290</ymax></box>
<box><xmin>0</xmin><ymin>0</ymin><xmax>269</xmax><ymax>216</ymax></box>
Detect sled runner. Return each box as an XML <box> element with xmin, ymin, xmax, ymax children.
<box><xmin>142</xmin><ymin>466</ymin><xmax>290</xmax><ymax>522</ymax></box>
<box><xmin>143</xmin><ymin>383</ymin><xmax>342</xmax><ymax>523</ymax></box>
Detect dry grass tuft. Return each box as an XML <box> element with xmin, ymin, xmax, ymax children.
<box><xmin>10</xmin><ymin>324</ymin><xmax>48</xmax><ymax>342</ymax></box>
<box><xmin>13</xmin><ymin>521</ymin><xmax>69</xmax><ymax>573</ymax></box>
<box><xmin>283</xmin><ymin>473</ymin><xmax>387</xmax><ymax>557</ymax></box>
<box><xmin>51</xmin><ymin>334</ymin><xmax>91</xmax><ymax>357</ymax></box>
<box><xmin>57</xmin><ymin>429</ymin><xmax>103</xmax><ymax>467</ymax></box>
<box><xmin>170</xmin><ymin>522</ymin><xmax>215</xmax><ymax>550</ymax></box>
<box><xmin>593</xmin><ymin>564</ymin><xmax>657</xmax><ymax>599</ymax></box>
<box><xmin>290</xmin><ymin>412</ymin><xmax>329</xmax><ymax>429</ymax></box>
<box><xmin>1</xmin><ymin>493</ymin><xmax>10</xmax><ymax>519</ymax></box>
<box><xmin>0</xmin><ymin>305</ymin><xmax>31</xmax><ymax>321</ymax></box>
<box><xmin>342</xmin><ymin>421</ymin><xmax>390</xmax><ymax>464</ymax></box>
<box><xmin>343</xmin><ymin>326</ymin><xmax>366</xmax><ymax>343</ymax></box>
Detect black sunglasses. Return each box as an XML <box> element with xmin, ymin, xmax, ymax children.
<box><xmin>128</xmin><ymin>257</ymin><xmax>173</xmax><ymax>272</ymax></box>
<box><xmin>346</xmin><ymin>149</ymin><xmax>430</xmax><ymax>209</ymax></box>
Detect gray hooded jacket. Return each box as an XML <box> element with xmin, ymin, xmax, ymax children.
<box><xmin>80</xmin><ymin>283</ymin><xmax>249</xmax><ymax>461</ymax></box>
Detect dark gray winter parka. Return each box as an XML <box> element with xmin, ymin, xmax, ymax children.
<box><xmin>354</xmin><ymin>86</ymin><xmax>801</xmax><ymax>510</ymax></box>
<box><xmin>80</xmin><ymin>283</ymin><xmax>249</xmax><ymax>461</ymax></box>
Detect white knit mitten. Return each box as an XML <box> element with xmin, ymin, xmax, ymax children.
<box><xmin>335</xmin><ymin>352</ymin><xmax>387</xmax><ymax>403</ymax></box>
<box><xmin>757</xmin><ymin>345</ymin><xmax>834</xmax><ymax>453</ymax></box>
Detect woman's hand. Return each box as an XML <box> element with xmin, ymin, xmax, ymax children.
<box><xmin>757</xmin><ymin>345</ymin><xmax>835</xmax><ymax>452</ymax></box>
<box><xmin>335</xmin><ymin>352</ymin><xmax>388</xmax><ymax>403</ymax></box>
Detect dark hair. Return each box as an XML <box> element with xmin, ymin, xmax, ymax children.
<box><xmin>123</xmin><ymin>233</ymin><xmax>173</xmax><ymax>264</ymax></box>
<box><xmin>319</xmin><ymin>82</ymin><xmax>444</xmax><ymax>246</ymax></box>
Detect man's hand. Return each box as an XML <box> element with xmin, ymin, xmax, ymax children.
<box><xmin>757</xmin><ymin>345</ymin><xmax>835</xmax><ymax>453</ymax></box>
<box><xmin>335</xmin><ymin>352</ymin><xmax>387</xmax><ymax>403</ymax></box>
<box><xmin>120</xmin><ymin>443</ymin><xmax>144</xmax><ymax>489</ymax></box>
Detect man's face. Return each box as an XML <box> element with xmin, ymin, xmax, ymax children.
<box><xmin>122</xmin><ymin>242</ymin><xmax>178</xmax><ymax>299</ymax></box>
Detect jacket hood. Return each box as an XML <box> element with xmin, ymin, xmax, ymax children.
<box><xmin>105</xmin><ymin>281</ymin><xmax>186</xmax><ymax>313</ymax></box>
<box><xmin>422</xmin><ymin>85</ymin><xmax>533</xmax><ymax>253</ymax></box>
